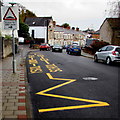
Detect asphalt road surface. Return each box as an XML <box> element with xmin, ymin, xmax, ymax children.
<box><xmin>26</xmin><ymin>50</ymin><xmax>120</xmax><ymax>119</ymax></box>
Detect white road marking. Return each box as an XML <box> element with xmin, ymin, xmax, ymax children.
<box><xmin>83</xmin><ymin>77</ymin><xmax>98</xmax><ymax>80</ymax></box>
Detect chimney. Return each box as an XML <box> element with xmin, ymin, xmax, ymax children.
<box><xmin>76</xmin><ymin>27</ymin><xmax>79</xmax><ymax>31</ymax></box>
<box><xmin>72</xmin><ymin>27</ymin><xmax>75</xmax><ymax>30</ymax></box>
<box><xmin>53</xmin><ymin>21</ymin><xmax>56</xmax><ymax>27</ymax></box>
<box><xmin>67</xmin><ymin>26</ymin><xmax>70</xmax><ymax>29</ymax></box>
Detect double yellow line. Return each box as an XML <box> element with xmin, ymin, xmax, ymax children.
<box><xmin>36</xmin><ymin>73</ymin><xmax>109</xmax><ymax>113</ymax></box>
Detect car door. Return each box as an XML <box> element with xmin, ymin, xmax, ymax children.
<box><xmin>97</xmin><ymin>46</ymin><xmax>108</xmax><ymax>60</ymax></box>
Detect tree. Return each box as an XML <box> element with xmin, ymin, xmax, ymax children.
<box><xmin>18</xmin><ymin>20</ymin><xmax>29</xmax><ymax>38</ymax></box>
<box><xmin>106</xmin><ymin>0</ymin><xmax>120</xmax><ymax>18</ymax></box>
<box><xmin>19</xmin><ymin>9</ymin><xmax>37</xmax><ymax>22</ymax></box>
<box><xmin>61</xmin><ymin>23</ymin><xmax>70</xmax><ymax>28</ymax></box>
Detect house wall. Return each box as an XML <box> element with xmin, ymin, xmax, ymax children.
<box><xmin>29</xmin><ymin>26</ymin><xmax>47</xmax><ymax>43</ymax></box>
<box><xmin>100</xmin><ymin>20</ymin><xmax>113</xmax><ymax>44</ymax></box>
<box><xmin>112</xmin><ymin>30</ymin><xmax>120</xmax><ymax>45</ymax></box>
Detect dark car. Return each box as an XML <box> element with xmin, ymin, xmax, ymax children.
<box><xmin>67</xmin><ymin>45</ymin><xmax>81</xmax><ymax>56</ymax></box>
<box><xmin>39</xmin><ymin>43</ymin><xmax>51</xmax><ymax>51</ymax></box>
<box><xmin>66</xmin><ymin>44</ymin><xmax>72</xmax><ymax>52</ymax></box>
<box><xmin>52</xmin><ymin>44</ymin><xmax>63</xmax><ymax>52</ymax></box>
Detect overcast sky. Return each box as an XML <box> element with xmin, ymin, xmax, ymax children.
<box><xmin>3</xmin><ymin>0</ymin><xmax>109</xmax><ymax>30</ymax></box>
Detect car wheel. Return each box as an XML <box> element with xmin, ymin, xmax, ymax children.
<box><xmin>68</xmin><ymin>51</ymin><xmax>70</xmax><ymax>55</ymax></box>
<box><xmin>94</xmin><ymin>55</ymin><xmax>98</xmax><ymax>62</ymax></box>
<box><xmin>78</xmin><ymin>52</ymin><xmax>81</xmax><ymax>56</ymax></box>
<box><xmin>40</xmin><ymin>49</ymin><xmax>41</xmax><ymax>51</ymax></box>
<box><xmin>106</xmin><ymin>57</ymin><xmax>111</xmax><ymax>65</ymax></box>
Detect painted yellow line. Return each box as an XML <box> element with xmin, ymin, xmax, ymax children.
<box><xmin>46</xmin><ymin>64</ymin><xmax>62</xmax><ymax>72</ymax></box>
<box><xmin>38</xmin><ymin>93</ymin><xmax>107</xmax><ymax>104</ymax></box>
<box><xmin>37</xmin><ymin>80</ymin><xmax>75</xmax><ymax>94</ymax></box>
<box><xmin>29</xmin><ymin>59</ymin><xmax>38</xmax><ymax>64</ymax></box>
<box><xmin>30</xmin><ymin>66</ymin><xmax>43</xmax><ymax>73</ymax></box>
<box><xmin>40</xmin><ymin>57</ymin><xmax>50</xmax><ymax>65</ymax></box>
<box><xmin>39</xmin><ymin>103</ymin><xmax>109</xmax><ymax>112</ymax></box>
<box><xmin>33</xmin><ymin>64</ymin><xmax>36</xmax><ymax>66</ymax></box>
<box><xmin>46</xmin><ymin>73</ymin><xmax>74</xmax><ymax>81</ymax></box>
<box><xmin>36</xmin><ymin>73</ymin><xmax>109</xmax><ymax>112</ymax></box>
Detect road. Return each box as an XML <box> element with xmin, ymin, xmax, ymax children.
<box><xmin>26</xmin><ymin>50</ymin><xmax>119</xmax><ymax>119</ymax></box>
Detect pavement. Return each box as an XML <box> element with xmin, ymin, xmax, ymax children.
<box><xmin>0</xmin><ymin>44</ymin><xmax>94</xmax><ymax>119</ymax></box>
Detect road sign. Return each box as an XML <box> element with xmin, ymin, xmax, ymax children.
<box><xmin>2</xmin><ymin>6</ymin><xmax>18</xmax><ymax>30</ymax></box>
<box><xmin>3</xmin><ymin>7</ymin><xmax>17</xmax><ymax>20</ymax></box>
<box><xmin>4</xmin><ymin>20</ymin><xmax>17</xmax><ymax>29</ymax></box>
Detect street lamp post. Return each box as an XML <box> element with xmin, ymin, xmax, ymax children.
<box><xmin>44</xmin><ymin>20</ymin><xmax>48</xmax><ymax>43</ymax></box>
<box><xmin>9</xmin><ymin>2</ymin><xmax>17</xmax><ymax>73</ymax></box>
<box><xmin>12</xmin><ymin>29</ymin><xmax>16</xmax><ymax>73</ymax></box>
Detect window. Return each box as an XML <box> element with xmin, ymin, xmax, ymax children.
<box><xmin>106</xmin><ymin>46</ymin><xmax>114</xmax><ymax>51</ymax></box>
<box><xmin>101</xmin><ymin>46</ymin><xmax>108</xmax><ymax>51</ymax></box>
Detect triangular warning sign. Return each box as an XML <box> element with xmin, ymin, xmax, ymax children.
<box><xmin>3</xmin><ymin>7</ymin><xmax>17</xmax><ymax>20</ymax></box>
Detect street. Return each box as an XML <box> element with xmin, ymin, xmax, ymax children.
<box><xmin>26</xmin><ymin>50</ymin><xmax>119</xmax><ymax>119</ymax></box>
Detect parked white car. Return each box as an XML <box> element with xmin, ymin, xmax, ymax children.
<box><xmin>94</xmin><ymin>45</ymin><xmax>120</xmax><ymax>64</ymax></box>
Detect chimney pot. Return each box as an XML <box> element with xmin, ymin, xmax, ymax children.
<box><xmin>76</xmin><ymin>27</ymin><xmax>79</xmax><ymax>31</ymax></box>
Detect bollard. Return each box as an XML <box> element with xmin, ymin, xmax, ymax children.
<box><xmin>13</xmin><ymin>59</ymin><xmax>16</xmax><ymax>73</ymax></box>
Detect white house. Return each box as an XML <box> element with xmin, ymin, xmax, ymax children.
<box><xmin>25</xmin><ymin>17</ymin><xmax>54</xmax><ymax>44</ymax></box>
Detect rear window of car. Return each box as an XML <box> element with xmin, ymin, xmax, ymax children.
<box><xmin>54</xmin><ymin>44</ymin><xmax>61</xmax><ymax>47</ymax></box>
<box><xmin>115</xmin><ymin>48</ymin><xmax>120</xmax><ymax>53</ymax></box>
<box><xmin>72</xmin><ymin>45</ymin><xmax>80</xmax><ymax>48</ymax></box>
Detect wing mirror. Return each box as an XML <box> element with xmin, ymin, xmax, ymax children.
<box><xmin>98</xmin><ymin>49</ymin><xmax>102</xmax><ymax>52</ymax></box>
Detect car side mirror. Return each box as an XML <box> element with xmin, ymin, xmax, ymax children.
<box><xmin>98</xmin><ymin>49</ymin><xmax>102</xmax><ymax>52</ymax></box>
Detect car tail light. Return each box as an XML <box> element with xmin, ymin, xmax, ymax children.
<box><xmin>112</xmin><ymin>51</ymin><xmax>117</xmax><ymax>55</ymax></box>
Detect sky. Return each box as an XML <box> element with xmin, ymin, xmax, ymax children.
<box><xmin>3</xmin><ymin>0</ymin><xmax>109</xmax><ymax>30</ymax></box>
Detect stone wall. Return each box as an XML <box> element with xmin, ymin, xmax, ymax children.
<box><xmin>2</xmin><ymin>38</ymin><xmax>12</xmax><ymax>58</ymax></box>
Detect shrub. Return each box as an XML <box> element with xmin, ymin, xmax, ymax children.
<box><xmin>4</xmin><ymin>35</ymin><xmax>12</xmax><ymax>40</ymax></box>
<box><xmin>91</xmin><ymin>40</ymin><xmax>109</xmax><ymax>54</ymax></box>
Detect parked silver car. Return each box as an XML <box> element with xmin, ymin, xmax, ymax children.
<box><xmin>94</xmin><ymin>45</ymin><xmax>120</xmax><ymax>64</ymax></box>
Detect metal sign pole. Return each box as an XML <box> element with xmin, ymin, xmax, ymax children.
<box><xmin>12</xmin><ymin>29</ymin><xmax>16</xmax><ymax>73</ymax></box>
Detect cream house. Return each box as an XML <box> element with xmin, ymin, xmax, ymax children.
<box><xmin>53</xmin><ymin>25</ymin><xmax>86</xmax><ymax>47</ymax></box>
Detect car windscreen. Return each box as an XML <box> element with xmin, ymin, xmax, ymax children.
<box><xmin>115</xmin><ymin>48</ymin><xmax>120</xmax><ymax>53</ymax></box>
<box><xmin>72</xmin><ymin>45</ymin><xmax>80</xmax><ymax>48</ymax></box>
<box><xmin>54</xmin><ymin>45</ymin><xmax>61</xmax><ymax>47</ymax></box>
<box><xmin>41</xmin><ymin>44</ymin><xmax>46</xmax><ymax>46</ymax></box>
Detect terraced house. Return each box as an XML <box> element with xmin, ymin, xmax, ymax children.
<box><xmin>53</xmin><ymin>25</ymin><xmax>87</xmax><ymax>47</ymax></box>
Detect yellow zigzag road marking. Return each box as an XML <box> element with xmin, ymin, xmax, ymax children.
<box><xmin>36</xmin><ymin>73</ymin><xmax>109</xmax><ymax>112</ymax></box>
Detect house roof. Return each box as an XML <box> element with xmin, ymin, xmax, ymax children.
<box><xmin>25</xmin><ymin>17</ymin><xmax>53</xmax><ymax>26</ymax></box>
<box><xmin>54</xmin><ymin>26</ymin><xmax>86</xmax><ymax>35</ymax></box>
<box><xmin>100</xmin><ymin>18</ymin><xmax>120</xmax><ymax>30</ymax></box>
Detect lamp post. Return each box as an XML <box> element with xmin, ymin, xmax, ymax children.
<box><xmin>9</xmin><ymin>2</ymin><xmax>17</xmax><ymax>73</ymax></box>
<box><xmin>44</xmin><ymin>20</ymin><xmax>48</xmax><ymax>43</ymax></box>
